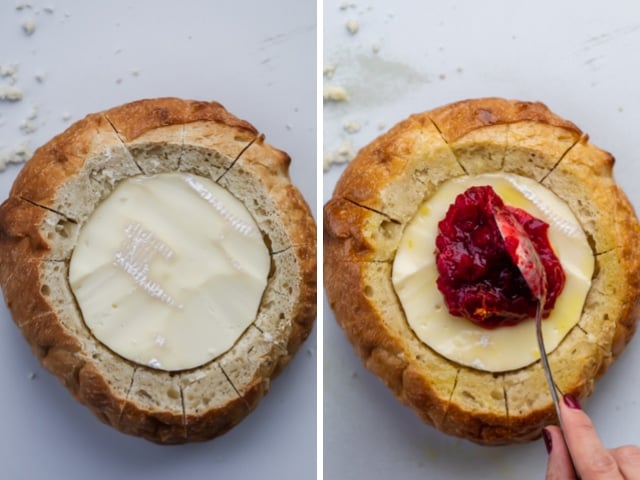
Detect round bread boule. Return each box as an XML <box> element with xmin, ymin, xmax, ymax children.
<box><xmin>323</xmin><ymin>97</ymin><xmax>640</xmax><ymax>445</ymax></box>
<box><xmin>0</xmin><ymin>98</ymin><xmax>316</xmax><ymax>444</ymax></box>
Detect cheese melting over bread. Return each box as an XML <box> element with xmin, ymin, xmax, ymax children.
<box><xmin>69</xmin><ymin>173</ymin><xmax>270</xmax><ymax>371</ymax></box>
<box><xmin>392</xmin><ymin>173</ymin><xmax>594</xmax><ymax>372</ymax></box>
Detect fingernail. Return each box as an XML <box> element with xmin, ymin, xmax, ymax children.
<box><xmin>563</xmin><ymin>393</ymin><xmax>581</xmax><ymax>410</ymax></box>
<box><xmin>542</xmin><ymin>428</ymin><xmax>552</xmax><ymax>454</ymax></box>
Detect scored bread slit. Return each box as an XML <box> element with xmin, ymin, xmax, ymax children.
<box><xmin>215</xmin><ymin>134</ymin><xmax>258</xmax><ymax>183</ymax></box>
<box><xmin>425</xmin><ymin>116</ymin><xmax>469</xmax><ymax>175</ymax></box>
<box><xmin>343</xmin><ymin>197</ymin><xmax>402</xmax><ymax>225</ymax></box>
<box><xmin>174</xmin><ymin>124</ymin><xmax>187</xmax><ymax>171</ymax></box>
<box><xmin>179</xmin><ymin>386</ymin><xmax>187</xmax><ymax>438</ymax></box>
<box><xmin>539</xmin><ymin>133</ymin><xmax>583</xmax><ymax>184</ymax></box>
<box><xmin>116</xmin><ymin>366</ymin><xmax>138</xmax><ymax>428</ymax></box>
<box><xmin>219</xmin><ymin>364</ymin><xmax>245</xmax><ymax>404</ymax></box>
<box><xmin>441</xmin><ymin>367</ymin><xmax>461</xmax><ymax>424</ymax></box>
<box><xmin>18</xmin><ymin>195</ymin><xmax>78</xmax><ymax>225</ymax></box>
<box><xmin>102</xmin><ymin>114</ymin><xmax>145</xmax><ymax>175</ymax></box>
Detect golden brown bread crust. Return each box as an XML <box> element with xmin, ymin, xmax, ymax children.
<box><xmin>0</xmin><ymin>97</ymin><xmax>316</xmax><ymax>444</ymax></box>
<box><xmin>324</xmin><ymin>97</ymin><xmax>640</xmax><ymax>445</ymax></box>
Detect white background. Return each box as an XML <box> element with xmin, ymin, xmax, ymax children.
<box><xmin>0</xmin><ymin>1</ymin><xmax>316</xmax><ymax>479</ymax></box>
<box><xmin>323</xmin><ymin>1</ymin><xmax>640</xmax><ymax>479</ymax></box>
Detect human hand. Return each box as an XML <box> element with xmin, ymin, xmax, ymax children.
<box><xmin>544</xmin><ymin>394</ymin><xmax>640</xmax><ymax>479</ymax></box>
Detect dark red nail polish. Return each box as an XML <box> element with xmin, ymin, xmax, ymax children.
<box><xmin>542</xmin><ymin>428</ymin><xmax>552</xmax><ymax>454</ymax></box>
<box><xmin>563</xmin><ymin>393</ymin><xmax>581</xmax><ymax>410</ymax></box>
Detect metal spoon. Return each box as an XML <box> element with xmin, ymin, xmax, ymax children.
<box><xmin>493</xmin><ymin>205</ymin><xmax>578</xmax><ymax>475</ymax></box>
<box><xmin>492</xmin><ymin>205</ymin><xmax>562</xmax><ymax>426</ymax></box>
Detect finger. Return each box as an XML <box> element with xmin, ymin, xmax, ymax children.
<box><xmin>544</xmin><ymin>426</ymin><xmax>577</xmax><ymax>480</ymax></box>
<box><xmin>560</xmin><ymin>394</ymin><xmax>623</xmax><ymax>480</ymax></box>
<box><xmin>611</xmin><ymin>446</ymin><xmax>640</xmax><ymax>480</ymax></box>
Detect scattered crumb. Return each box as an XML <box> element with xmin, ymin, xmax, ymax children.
<box><xmin>351</xmin><ymin>371</ymin><xmax>358</xmax><ymax>378</ymax></box>
<box><xmin>346</xmin><ymin>19</ymin><xmax>359</xmax><ymax>34</ymax></box>
<box><xmin>22</xmin><ymin>18</ymin><xmax>36</xmax><ymax>36</ymax></box>
<box><xmin>15</xmin><ymin>2</ymin><xmax>32</xmax><ymax>11</ymax></box>
<box><xmin>43</xmin><ymin>6</ymin><xmax>54</xmax><ymax>14</ymax></box>
<box><xmin>618</xmin><ymin>106</ymin><xmax>624</xmax><ymax>113</ymax></box>
<box><xmin>456</xmin><ymin>67</ymin><xmax>464</xmax><ymax>74</ymax></box>
<box><xmin>0</xmin><ymin>64</ymin><xmax>18</xmax><ymax>84</ymax></box>
<box><xmin>438</xmin><ymin>73</ymin><xmax>446</xmax><ymax>80</ymax></box>
<box><xmin>34</xmin><ymin>71</ymin><xmax>45</xmax><ymax>83</ymax></box>
<box><xmin>130</xmin><ymin>69</ymin><xmax>140</xmax><ymax>77</ymax></box>
<box><xmin>115</xmin><ymin>77</ymin><xmax>123</xmax><ymax>84</ymax></box>
<box><xmin>20</xmin><ymin>107</ymin><xmax>38</xmax><ymax>133</ymax></box>
<box><xmin>339</xmin><ymin>1</ymin><xmax>350</xmax><ymax>10</ymax></box>
<box><xmin>372</xmin><ymin>42</ymin><xmax>381</xmax><ymax>54</ymax></box>
<box><xmin>377</xmin><ymin>122</ymin><xmax>386</xmax><ymax>131</ymax></box>
<box><xmin>323</xmin><ymin>63</ymin><xmax>336</xmax><ymax>79</ymax></box>
<box><xmin>61</xmin><ymin>112</ymin><xmax>72</xmax><ymax>122</ymax></box>
<box><xmin>323</xmin><ymin>138</ymin><xmax>356</xmax><ymax>171</ymax></box>
<box><xmin>114</xmin><ymin>48</ymin><xmax>123</xmax><ymax>54</ymax></box>
<box><xmin>0</xmin><ymin>140</ymin><xmax>32</xmax><ymax>171</ymax></box>
<box><xmin>323</xmin><ymin>85</ymin><xmax>349</xmax><ymax>102</ymax></box>
<box><xmin>0</xmin><ymin>85</ymin><xmax>23</xmax><ymax>102</ymax></box>
<box><xmin>343</xmin><ymin>120</ymin><xmax>361</xmax><ymax>134</ymax></box>
<box><xmin>27</xmin><ymin>372</ymin><xmax>36</xmax><ymax>380</ymax></box>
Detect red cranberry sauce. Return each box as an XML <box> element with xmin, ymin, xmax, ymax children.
<box><xmin>435</xmin><ymin>186</ymin><xmax>565</xmax><ymax>328</ymax></box>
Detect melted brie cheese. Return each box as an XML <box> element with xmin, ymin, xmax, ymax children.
<box><xmin>392</xmin><ymin>173</ymin><xmax>594</xmax><ymax>372</ymax></box>
<box><xmin>69</xmin><ymin>173</ymin><xmax>270</xmax><ymax>371</ymax></box>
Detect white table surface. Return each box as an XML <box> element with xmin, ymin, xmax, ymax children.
<box><xmin>323</xmin><ymin>1</ymin><xmax>640</xmax><ymax>479</ymax></box>
<box><xmin>0</xmin><ymin>2</ymin><xmax>316</xmax><ymax>479</ymax></box>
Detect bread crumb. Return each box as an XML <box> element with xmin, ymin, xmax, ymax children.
<box><xmin>346</xmin><ymin>19</ymin><xmax>359</xmax><ymax>34</ymax></box>
<box><xmin>343</xmin><ymin>120</ymin><xmax>361</xmax><ymax>134</ymax></box>
<box><xmin>130</xmin><ymin>69</ymin><xmax>140</xmax><ymax>77</ymax></box>
<box><xmin>0</xmin><ymin>64</ymin><xmax>18</xmax><ymax>84</ymax></box>
<box><xmin>22</xmin><ymin>18</ymin><xmax>36</xmax><ymax>36</ymax></box>
<box><xmin>377</xmin><ymin>122</ymin><xmax>386</xmax><ymax>131</ymax></box>
<box><xmin>372</xmin><ymin>42</ymin><xmax>381</xmax><ymax>54</ymax></box>
<box><xmin>15</xmin><ymin>2</ymin><xmax>32</xmax><ymax>10</ymax></box>
<box><xmin>115</xmin><ymin>77</ymin><xmax>123</xmax><ymax>84</ymax></box>
<box><xmin>0</xmin><ymin>140</ymin><xmax>32</xmax><ymax>171</ymax></box>
<box><xmin>20</xmin><ymin>107</ymin><xmax>38</xmax><ymax>133</ymax></box>
<box><xmin>323</xmin><ymin>138</ymin><xmax>356</xmax><ymax>171</ymax></box>
<box><xmin>0</xmin><ymin>85</ymin><xmax>23</xmax><ymax>102</ymax></box>
<box><xmin>323</xmin><ymin>85</ymin><xmax>349</xmax><ymax>102</ymax></box>
<box><xmin>27</xmin><ymin>372</ymin><xmax>36</xmax><ymax>380</ymax></box>
<box><xmin>43</xmin><ymin>6</ymin><xmax>54</xmax><ymax>13</ymax></box>
<box><xmin>323</xmin><ymin>63</ymin><xmax>336</xmax><ymax>79</ymax></box>
<box><xmin>34</xmin><ymin>71</ymin><xmax>45</xmax><ymax>83</ymax></box>
<box><xmin>339</xmin><ymin>1</ymin><xmax>351</xmax><ymax>10</ymax></box>
<box><xmin>61</xmin><ymin>112</ymin><xmax>72</xmax><ymax>122</ymax></box>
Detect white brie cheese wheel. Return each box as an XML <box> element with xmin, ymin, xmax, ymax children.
<box><xmin>392</xmin><ymin>173</ymin><xmax>594</xmax><ymax>372</ymax></box>
<box><xmin>69</xmin><ymin>172</ymin><xmax>270</xmax><ymax>371</ymax></box>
